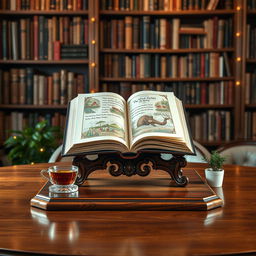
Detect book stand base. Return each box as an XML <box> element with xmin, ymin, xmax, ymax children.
<box><xmin>72</xmin><ymin>152</ymin><xmax>189</xmax><ymax>187</ymax></box>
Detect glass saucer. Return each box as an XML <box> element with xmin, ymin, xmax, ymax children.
<box><xmin>49</xmin><ymin>184</ymin><xmax>78</xmax><ymax>193</ymax></box>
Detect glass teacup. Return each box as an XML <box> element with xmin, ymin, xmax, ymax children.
<box><xmin>41</xmin><ymin>165</ymin><xmax>79</xmax><ymax>193</ymax></box>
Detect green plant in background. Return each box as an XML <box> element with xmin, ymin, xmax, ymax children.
<box><xmin>204</xmin><ymin>151</ymin><xmax>226</xmax><ymax>171</ymax></box>
<box><xmin>4</xmin><ymin>120</ymin><xmax>61</xmax><ymax>165</ymax></box>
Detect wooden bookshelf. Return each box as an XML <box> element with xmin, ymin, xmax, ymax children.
<box><xmin>0</xmin><ymin>0</ymin><xmax>251</xmax><ymax>150</ymax></box>
<box><xmin>97</xmin><ymin>0</ymin><xmax>238</xmax><ymax>148</ymax></box>
<box><xmin>241</xmin><ymin>0</ymin><xmax>256</xmax><ymax>140</ymax></box>
<box><xmin>0</xmin><ymin>0</ymin><xmax>91</xmax><ymax>145</ymax></box>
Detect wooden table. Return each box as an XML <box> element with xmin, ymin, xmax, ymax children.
<box><xmin>0</xmin><ymin>162</ymin><xmax>256</xmax><ymax>256</ymax></box>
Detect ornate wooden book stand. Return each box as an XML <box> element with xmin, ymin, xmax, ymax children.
<box><xmin>73</xmin><ymin>152</ymin><xmax>189</xmax><ymax>187</ymax></box>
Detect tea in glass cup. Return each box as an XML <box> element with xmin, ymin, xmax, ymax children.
<box><xmin>41</xmin><ymin>165</ymin><xmax>79</xmax><ymax>193</ymax></box>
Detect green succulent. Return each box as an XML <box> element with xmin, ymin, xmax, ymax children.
<box><xmin>204</xmin><ymin>151</ymin><xmax>226</xmax><ymax>171</ymax></box>
<box><xmin>4</xmin><ymin>120</ymin><xmax>61</xmax><ymax>165</ymax></box>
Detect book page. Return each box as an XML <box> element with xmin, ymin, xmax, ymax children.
<box><xmin>73</xmin><ymin>93</ymin><xmax>128</xmax><ymax>147</ymax></box>
<box><xmin>127</xmin><ymin>91</ymin><xmax>185</xmax><ymax>146</ymax></box>
<box><xmin>62</xmin><ymin>97</ymin><xmax>78</xmax><ymax>155</ymax></box>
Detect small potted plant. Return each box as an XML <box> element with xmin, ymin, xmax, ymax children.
<box><xmin>204</xmin><ymin>151</ymin><xmax>226</xmax><ymax>187</ymax></box>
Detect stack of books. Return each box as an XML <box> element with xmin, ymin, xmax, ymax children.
<box><xmin>61</xmin><ymin>44</ymin><xmax>88</xmax><ymax>59</ymax></box>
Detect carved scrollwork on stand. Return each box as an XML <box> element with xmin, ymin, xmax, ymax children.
<box><xmin>73</xmin><ymin>151</ymin><xmax>189</xmax><ymax>187</ymax></box>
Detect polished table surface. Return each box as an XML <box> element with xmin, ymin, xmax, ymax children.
<box><xmin>0</xmin><ymin>162</ymin><xmax>256</xmax><ymax>256</ymax></box>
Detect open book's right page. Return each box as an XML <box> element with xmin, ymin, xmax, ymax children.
<box><xmin>127</xmin><ymin>91</ymin><xmax>193</xmax><ymax>153</ymax></box>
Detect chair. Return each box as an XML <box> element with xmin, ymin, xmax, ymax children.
<box><xmin>161</xmin><ymin>140</ymin><xmax>211</xmax><ymax>163</ymax></box>
<box><xmin>185</xmin><ymin>140</ymin><xmax>211</xmax><ymax>163</ymax></box>
<box><xmin>217</xmin><ymin>141</ymin><xmax>256</xmax><ymax>166</ymax></box>
<box><xmin>48</xmin><ymin>145</ymin><xmax>73</xmax><ymax>163</ymax></box>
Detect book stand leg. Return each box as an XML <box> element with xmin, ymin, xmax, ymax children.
<box><xmin>73</xmin><ymin>152</ymin><xmax>189</xmax><ymax>187</ymax></box>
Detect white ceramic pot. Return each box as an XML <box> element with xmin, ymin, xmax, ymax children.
<box><xmin>205</xmin><ymin>168</ymin><xmax>224</xmax><ymax>187</ymax></box>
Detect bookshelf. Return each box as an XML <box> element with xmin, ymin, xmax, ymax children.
<box><xmin>242</xmin><ymin>0</ymin><xmax>256</xmax><ymax>140</ymax></box>
<box><xmin>98</xmin><ymin>0</ymin><xmax>239</xmax><ymax>148</ymax></box>
<box><xmin>0</xmin><ymin>0</ymin><xmax>91</xmax><ymax>145</ymax></box>
<box><xmin>0</xmin><ymin>0</ymin><xmax>249</xmax><ymax>152</ymax></box>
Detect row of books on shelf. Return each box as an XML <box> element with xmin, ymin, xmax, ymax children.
<box><xmin>244</xmin><ymin>111</ymin><xmax>256</xmax><ymax>140</ymax></box>
<box><xmin>245</xmin><ymin>71</ymin><xmax>256</xmax><ymax>104</ymax></box>
<box><xmin>0</xmin><ymin>0</ymin><xmax>88</xmax><ymax>10</ymax></box>
<box><xmin>188</xmin><ymin>110</ymin><xmax>231</xmax><ymax>142</ymax></box>
<box><xmin>101</xmin><ymin>81</ymin><xmax>233</xmax><ymax>105</ymax></box>
<box><xmin>101</xmin><ymin>53</ymin><xmax>232</xmax><ymax>78</ymax></box>
<box><xmin>0</xmin><ymin>111</ymin><xmax>66</xmax><ymax>143</ymax></box>
<box><xmin>100</xmin><ymin>0</ymin><xmax>233</xmax><ymax>11</ymax></box>
<box><xmin>100</xmin><ymin>17</ymin><xmax>233</xmax><ymax>49</ymax></box>
<box><xmin>248</xmin><ymin>0</ymin><xmax>256</xmax><ymax>10</ymax></box>
<box><xmin>246</xmin><ymin>24</ymin><xmax>256</xmax><ymax>59</ymax></box>
<box><xmin>0</xmin><ymin>69</ymin><xmax>88</xmax><ymax>105</ymax></box>
<box><xmin>0</xmin><ymin>17</ymin><xmax>88</xmax><ymax>60</ymax></box>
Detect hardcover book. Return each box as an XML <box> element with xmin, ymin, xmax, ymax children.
<box><xmin>62</xmin><ymin>90</ymin><xmax>195</xmax><ymax>156</ymax></box>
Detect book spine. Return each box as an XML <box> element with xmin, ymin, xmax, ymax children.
<box><xmin>11</xmin><ymin>21</ymin><xmax>19</xmax><ymax>60</ymax></box>
<box><xmin>2</xmin><ymin>20</ymin><xmax>8</xmax><ymax>60</ymax></box>
<box><xmin>33</xmin><ymin>16</ymin><xmax>39</xmax><ymax>60</ymax></box>
<box><xmin>38</xmin><ymin>16</ymin><xmax>44</xmax><ymax>60</ymax></box>
<box><xmin>125</xmin><ymin>16</ymin><xmax>132</xmax><ymax>49</ymax></box>
<box><xmin>60</xmin><ymin>69</ymin><xmax>67</xmax><ymax>104</ymax></box>
<box><xmin>47</xmin><ymin>76</ymin><xmax>53</xmax><ymax>105</ymax></box>
<box><xmin>159</xmin><ymin>19</ymin><xmax>166</xmax><ymax>49</ymax></box>
<box><xmin>26</xmin><ymin>68</ymin><xmax>33</xmax><ymax>104</ymax></box>
<box><xmin>132</xmin><ymin>17</ymin><xmax>139</xmax><ymax>49</ymax></box>
<box><xmin>172</xmin><ymin>18</ymin><xmax>180</xmax><ymax>49</ymax></box>
<box><xmin>54</xmin><ymin>41</ymin><xmax>61</xmax><ymax>60</ymax></box>
<box><xmin>53</xmin><ymin>72</ymin><xmax>60</xmax><ymax>105</ymax></box>
<box><xmin>142</xmin><ymin>16</ymin><xmax>150</xmax><ymax>49</ymax></box>
<box><xmin>38</xmin><ymin>75</ymin><xmax>45</xmax><ymax>105</ymax></box>
<box><xmin>67</xmin><ymin>71</ymin><xmax>75</xmax><ymax>102</ymax></box>
<box><xmin>10</xmin><ymin>69</ymin><xmax>19</xmax><ymax>104</ymax></box>
<box><xmin>19</xmin><ymin>69</ymin><xmax>26</xmax><ymax>104</ymax></box>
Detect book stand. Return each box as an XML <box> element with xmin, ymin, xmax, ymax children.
<box><xmin>72</xmin><ymin>152</ymin><xmax>189</xmax><ymax>187</ymax></box>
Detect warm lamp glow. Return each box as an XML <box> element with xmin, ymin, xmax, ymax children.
<box><xmin>236</xmin><ymin>57</ymin><xmax>241</xmax><ymax>62</ymax></box>
<box><xmin>91</xmin><ymin>17</ymin><xmax>96</xmax><ymax>22</ymax></box>
<box><xmin>236</xmin><ymin>81</ymin><xmax>241</xmax><ymax>86</ymax></box>
<box><xmin>236</xmin><ymin>6</ymin><xmax>241</xmax><ymax>11</ymax></box>
<box><xmin>90</xmin><ymin>89</ymin><xmax>95</xmax><ymax>93</ymax></box>
<box><xmin>91</xmin><ymin>40</ymin><xmax>96</xmax><ymax>44</ymax></box>
<box><xmin>91</xmin><ymin>62</ymin><xmax>96</xmax><ymax>67</ymax></box>
<box><xmin>236</xmin><ymin>32</ymin><xmax>241</xmax><ymax>37</ymax></box>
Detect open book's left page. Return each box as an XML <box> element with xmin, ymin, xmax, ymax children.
<box><xmin>63</xmin><ymin>92</ymin><xmax>129</xmax><ymax>155</ymax></box>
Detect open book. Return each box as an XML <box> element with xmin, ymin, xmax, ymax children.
<box><xmin>62</xmin><ymin>91</ymin><xmax>195</xmax><ymax>156</ymax></box>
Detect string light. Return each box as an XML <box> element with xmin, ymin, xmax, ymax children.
<box><xmin>236</xmin><ymin>81</ymin><xmax>241</xmax><ymax>86</ymax></box>
<box><xmin>236</xmin><ymin>57</ymin><xmax>241</xmax><ymax>62</ymax></box>
<box><xmin>91</xmin><ymin>40</ymin><xmax>96</xmax><ymax>44</ymax></box>
<box><xmin>31</xmin><ymin>162</ymin><xmax>35</xmax><ymax>165</ymax></box>
<box><xmin>40</xmin><ymin>148</ymin><xmax>45</xmax><ymax>152</ymax></box>
<box><xmin>13</xmin><ymin>136</ymin><xmax>17</xmax><ymax>139</ymax></box>
<box><xmin>90</xmin><ymin>89</ymin><xmax>95</xmax><ymax>93</ymax></box>
<box><xmin>91</xmin><ymin>62</ymin><xmax>96</xmax><ymax>67</ymax></box>
<box><xmin>236</xmin><ymin>6</ymin><xmax>241</xmax><ymax>11</ymax></box>
<box><xmin>236</xmin><ymin>32</ymin><xmax>241</xmax><ymax>37</ymax></box>
<box><xmin>91</xmin><ymin>17</ymin><xmax>96</xmax><ymax>22</ymax></box>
